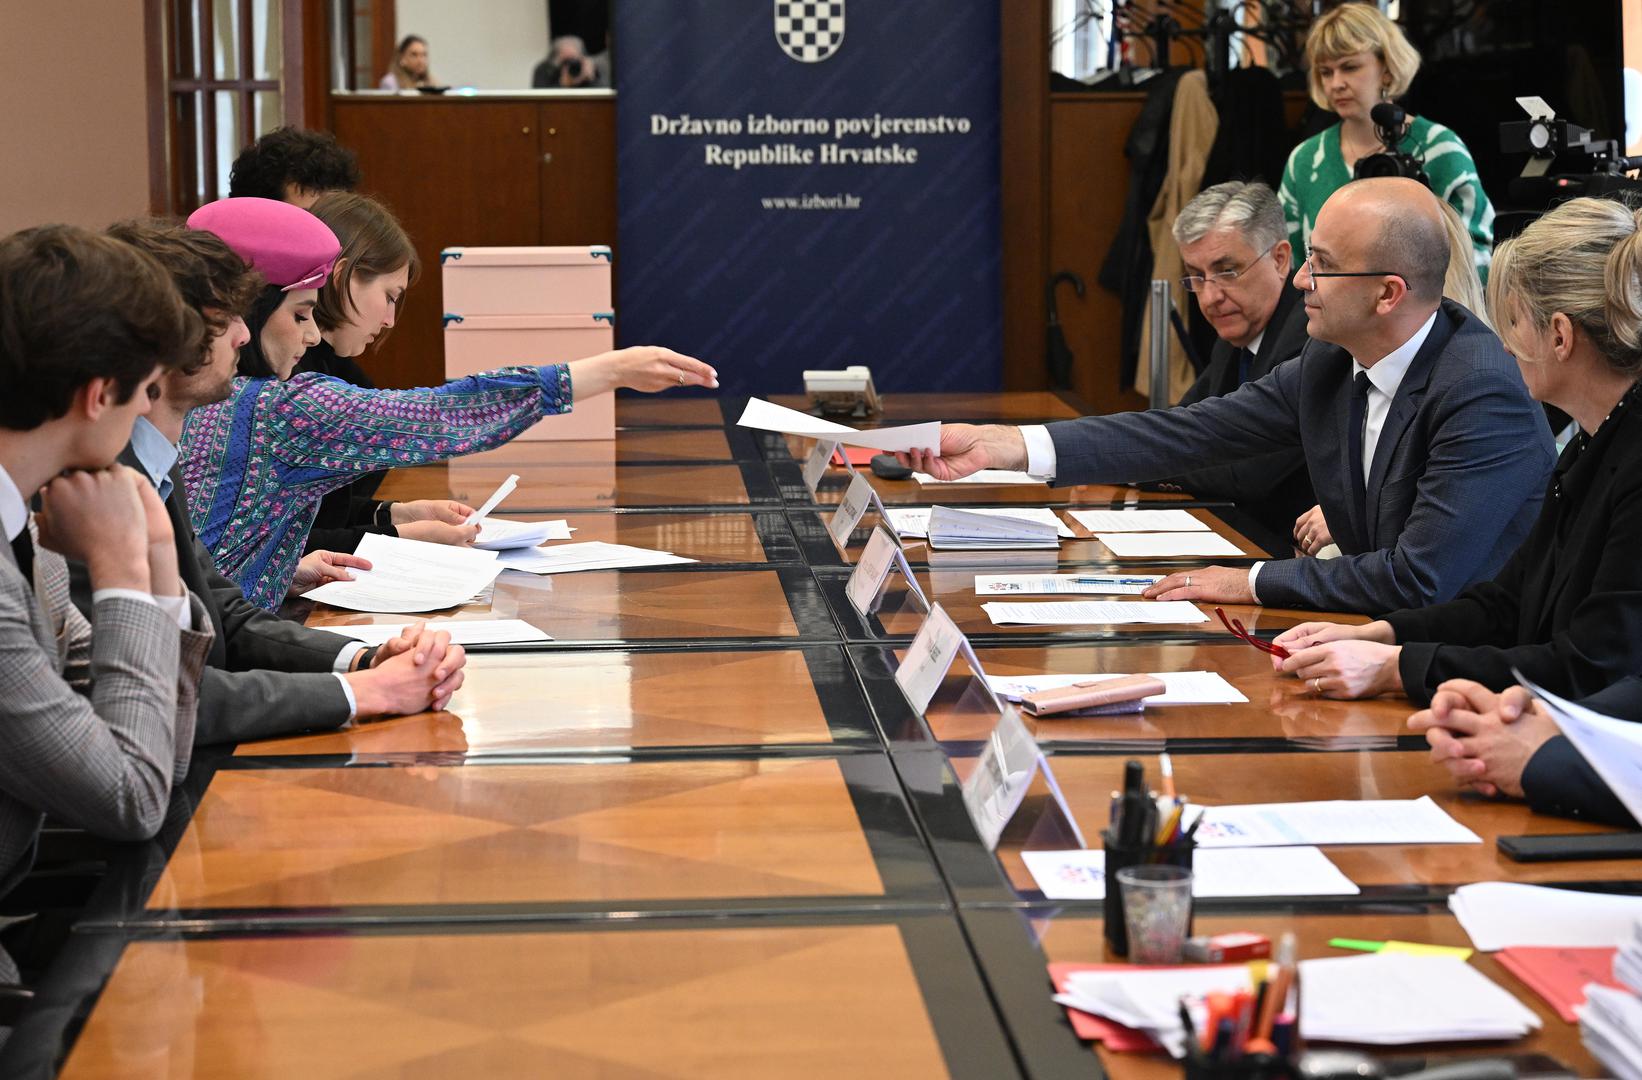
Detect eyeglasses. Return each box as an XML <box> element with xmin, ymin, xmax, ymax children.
<box><xmin>1300</xmin><ymin>250</ymin><xmax>1407</xmax><ymax>289</ymax></box>
<box><xmin>1180</xmin><ymin>241</ymin><xmax>1278</xmax><ymax>295</ymax></box>
<box><xmin>1215</xmin><ymin>606</ymin><xmax>1292</xmax><ymax>659</ymax></box>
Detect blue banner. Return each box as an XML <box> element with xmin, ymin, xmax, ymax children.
<box><xmin>614</xmin><ymin>0</ymin><xmax>1001</xmax><ymax>396</ymax></box>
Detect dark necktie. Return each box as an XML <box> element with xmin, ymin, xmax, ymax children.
<box><xmin>9</xmin><ymin>528</ymin><xmax>34</xmax><ymax>591</ymax></box>
<box><xmin>1236</xmin><ymin>347</ymin><xmax>1253</xmax><ymax>386</ymax></box>
<box><xmin>1348</xmin><ymin>371</ymin><xmax>1372</xmax><ymax>508</ymax></box>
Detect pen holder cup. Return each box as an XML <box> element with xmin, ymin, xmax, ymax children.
<box><xmin>1102</xmin><ymin>829</ymin><xmax>1195</xmax><ymax>959</ymax></box>
<box><xmin>1183</xmin><ymin>1051</ymin><xmax>1294</xmax><ymax>1080</ymax></box>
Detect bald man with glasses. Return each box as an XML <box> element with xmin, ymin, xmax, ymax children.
<box><xmin>904</xmin><ymin>177</ymin><xmax>1554</xmax><ymax>617</ymax></box>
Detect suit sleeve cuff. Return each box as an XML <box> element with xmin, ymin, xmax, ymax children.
<box><xmin>333</xmin><ymin>673</ymin><xmax>359</xmax><ymax>721</ymax></box>
<box><xmin>1247</xmin><ymin>562</ymin><xmax>1264</xmax><ymax>604</ymax></box>
<box><xmin>1397</xmin><ymin>641</ymin><xmax>1440</xmax><ymax>706</ymax></box>
<box><xmin>1019</xmin><ymin>425</ymin><xmax>1058</xmax><ymax>479</ymax></box>
<box><xmin>334</xmin><ymin>642</ymin><xmax>367</xmax><ymax>672</ymax></box>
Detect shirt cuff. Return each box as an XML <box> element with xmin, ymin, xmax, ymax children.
<box><xmin>334</xmin><ymin>642</ymin><xmax>367</xmax><ymax>673</ymax></box>
<box><xmin>93</xmin><ymin>588</ymin><xmax>194</xmax><ymax>630</ymax></box>
<box><xmin>332</xmin><ymin>673</ymin><xmax>359</xmax><ymax>721</ymax></box>
<box><xmin>1247</xmin><ymin>562</ymin><xmax>1264</xmax><ymax>605</ymax></box>
<box><xmin>1019</xmin><ymin>425</ymin><xmax>1058</xmax><ymax>479</ymax></box>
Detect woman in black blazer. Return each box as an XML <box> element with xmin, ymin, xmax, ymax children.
<box><xmin>1269</xmin><ymin>195</ymin><xmax>1642</xmax><ymax>705</ymax></box>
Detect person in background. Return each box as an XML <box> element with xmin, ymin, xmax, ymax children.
<box><xmin>89</xmin><ymin>217</ymin><xmax>468</xmax><ymax>745</ymax></box>
<box><xmin>227</xmin><ymin>126</ymin><xmax>360</xmax><ymax>209</ymax></box>
<box><xmin>1272</xmin><ymin>197</ymin><xmax>1642</xmax><ymax>708</ymax></box>
<box><xmin>380</xmin><ymin>35</ymin><xmax>435</xmax><ymax>91</ymax></box>
<box><xmin>532</xmin><ymin>35</ymin><xmax>607</xmax><ymax>88</ymax></box>
<box><xmin>1279</xmin><ymin>2</ymin><xmax>1493</xmax><ymax>281</ymax></box>
<box><xmin>179</xmin><ymin>196</ymin><xmax>719</xmax><ymax>609</ymax></box>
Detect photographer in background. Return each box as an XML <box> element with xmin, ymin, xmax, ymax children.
<box><xmin>1280</xmin><ymin>3</ymin><xmax>1494</xmax><ymax>282</ymax></box>
<box><xmin>533</xmin><ymin>35</ymin><xmax>608</xmax><ymax>88</ymax></box>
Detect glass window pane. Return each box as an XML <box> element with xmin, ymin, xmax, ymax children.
<box><xmin>213</xmin><ymin>0</ymin><xmax>240</xmax><ymax>80</ymax></box>
<box><xmin>214</xmin><ymin>91</ymin><xmax>244</xmax><ymax>202</ymax></box>
<box><xmin>254</xmin><ymin>90</ymin><xmax>283</xmax><ymax>137</ymax></box>
<box><xmin>172</xmin><ymin>0</ymin><xmax>199</xmax><ymax>79</ymax></box>
<box><xmin>254</xmin><ymin>0</ymin><xmax>281</xmax><ymax>80</ymax></box>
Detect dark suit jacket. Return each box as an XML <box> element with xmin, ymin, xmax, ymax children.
<box><xmin>1159</xmin><ymin>280</ymin><xmax>1315</xmax><ymax>537</ymax></box>
<box><xmin>1043</xmin><ymin>300</ymin><xmax>1555</xmax><ymax>613</ymax></box>
<box><xmin>68</xmin><ymin>449</ymin><xmax>352</xmax><ymax>746</ymax></box>
<box><xmin>1386</xmin><ymin>385</ymin><xmax>1642</xmax><ymax>704</ymax></box>
<box><xmin>1520</xmin><ymin>677</ymin><xmax>1642</xmax><ymax>828</ymax></box>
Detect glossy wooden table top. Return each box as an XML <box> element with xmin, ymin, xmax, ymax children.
<box><xmin>414</xmin><ymin>428</ymin><xmax>740</xmax><ymax>465</ymax></box>
<box><xmin>617</xmin><ymin>396</ymin><xmax>727</xmax><ymax>426</ymax></box>
<box><xmin>306</xmin><ymin>567</ymin><xmax>819</xmax><ymax>644</ymax></box>
<box><xmin>1033</xmin><ymin>911</ymin><xmax>1599</xmax><ymax>1078</ymax></box>
<box><xmin>809</xmin><ymin>469</ymin><xmax>1192</xmax><ymax>508</ymax></box>
<box><xmin>913</xmin><ymin>643</ymin><xmax>1410</xmax><ymax>746</ymax></box>
<box><xmin>59</xmin><ymin>923</ymin><xmax>953</xmax><ymax>1079</ymax></box>
<box><xmin>488</xmin><ymin>510</ymin><xmax>785</xmax><ymax>564</ymax></box>
<box><xmin>376</xmin><ymin>460</ymin><xmax>760</xmax><ymax>508</ymax></box>
<box><xmin>770</xmin><ymin>390</ymin><xmax>1083</xmax><ymax>423</ymax></box>
<box><xmin>996</xmin><ymin>750</ymin><xmax>1642</xmax><ymax>892</ymax></box>
<box><xmin>152</xmin><ymin>759</ymin><xmax>886</xmax><ymax>912</ymax></box>
<box><xmin>235</xmin><ymin>649</ymin><xmax>855</xmax><ymax>758</ymax></box>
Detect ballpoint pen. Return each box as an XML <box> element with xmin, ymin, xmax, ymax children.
<box><xmin>1070</xmin><ymin>576</ymin><xmax>1157</xmax><ymax>585</ymax></box>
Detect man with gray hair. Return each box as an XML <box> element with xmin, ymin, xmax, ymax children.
<box><xmin>1149</xmin><ymin>181</ymin><xmax>1315</xmax><ymax>539</ymax></box>
<box><xmin>902</xmin><ymin>178</ymin><xmax>1554</xmax><ymax>616</ymax></box>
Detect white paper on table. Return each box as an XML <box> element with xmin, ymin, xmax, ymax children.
<box><xmin>1190</xmin><ymin>795</ymin><xmax>1482</xmax><ymax>848</ymax></box>
<box><xmin>472</xmin><ymin>518</ymin><xmax>575</xmax><ymax>550</ymax></box>
<box><xmin>980</xmin><ymin>600</ymin><xmax>1207</xmax><ymax>626</ymax></box>
<box><xmin>1579</xmin><ymin>983</ymin><xmax>1642</xmax><ymax>1080</ymax></box>
<box><xmin>1448</xmin><ymin>882</ymin><xmax>1642</xmax><ymax>951</ymax></box>
<box><xmin>1298</xmin><ymin>953</ymin><xmax>1540</xmax><ymax>1044</ymax></box>
<box><xmin>973</xmin><ymin>573</ymin><xmax>1163</xmax><ymax>596</ymax></box>
<box><xmin>1068</xmin><ymin>509</ymin><xmax>1209</xmax><ymax>532</ymax></box>
<box><xmin>314</xmin><ymin>619</ymin><xmax>551</xmax><ymax>646</ymax></box>
<box><xmin>1056</xmin><ymin>965</ymin><xmax>1252</xmax><ymax>1058</ymax></box>
<box><xmin>912</xmin><ymin>469</ymin><xmax>1046</xmax><ymax>485</ymax></box>
<box><xmin>1096</xmin><ymin>532</ymin><xmax>1243</xmax><ymax>557</ymax></box>
<box><xmin>463</xmin><ymin>473</ymin><xmax>520</xmax><ymax>526</ymax></box>
<box><xmin>887</xmin><ymin>507</ymin><xmax>1074</xmax><ymax>539</ymax></box>
<box><xmin>985</xmin><ymin>670</ymin><xmax>1247</xmax><ymax>706</ymax></box>
<box><xmin>926</xmin><ymin>505</ymin><xmax>1058</xmax><ymax>549</ymax></box>
<box><xmin>302</xmin><ymin>533</ymin><xmax>502</xmax><ymax>613</ymax></box>
<box><xmin>1021</xmin><ymin>845</ymin><xmax>1359</xmax><ymax>901</ymax></box>
<box><xmin>735</xmin><ymin>397</ymin><xmax>940</xmax><ymax>452</ymax></box>
<box><xmin>497</xmin><ymin>541</ymin><xmax>695</xmax><ymax>574</ymax></box>
<box><xmin>1521</xmin><ymin>674</ymin><xmax>1642</xmax><ymax>828</ymax></box>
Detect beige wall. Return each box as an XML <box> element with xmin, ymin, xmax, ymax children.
<box><xmin>0</xmin><ymin>0</ymin><xmax>151</xmax><ymax>234</ymax></box>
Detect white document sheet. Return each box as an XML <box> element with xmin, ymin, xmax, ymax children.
<box><xmin>1448</xmin><ymin>882</ymin><xmax>1642</xmax><ymax>951</ymax></box>
<box><xmin>980</xmin><ymin>600</ymin><xmax>1207</xmax><ymax>626</ymax></box>
<box><xmin>912</xmin><ymin>469</ymin><xmax>1046</xmax><ymax>485</ymax></box>
<box><xmin>735</xmin><ymin>397</ymin><xmax>940</xmax><ymax>453</ymax></box>
<box><xmin>1022</xmin><ymin>845</ymin><xmax>1358</xmax><ymax>901</ymax></box>
<box><xmin>497</xmin><ymin>541</ymin><xmax>695</xmax><ymax>575</ymax></box>
<box><xmin>472</xmin><ymin>518</ymin><xmax>575</xmax><ymax>551</ymax></box>
<box><xmin>925</xmin><ymin>505</ymin><xmax>1059</xmax><ymax>550</ymax></box>
<box><xmin>1527</xmin><ymin>678</ymin><xmax>1642</xmax><ymax>827</ymax></box>
<box><xmin>1097</xmin><ymin>532</ymin><xmax>1243</xmax><ymax>557</ymax></box>
<box><xmin>1580</xmin><ymin>983</ymin><xmax>1642</xmax><ymax>1080</ymax></box>
<box><xmin>1056</xmin><ymin>966</ymin><xmax>1252</xmax><ymax>1058</ymax></box>
<box><xmin>1298</xmin><ymin>953</ymin><xmax>1541</xmax><ymax>1044</ymax></box>
<box><xmin>301</xmin><ymin>533</ymin><xmax>502</xmax><ymax>614</ymax></box>
<box><xmin>1068</xmin><ymin>509</ymin><xmax>1209</xmax><ymax>532</ymax></box>
<box><xmin>973</xmin><ymin>573</ymin><xmax>1163</xmax><ymax>596</ymax></box>
<box><xmin>985</xmin><ymin>670</ymin><xmax>1247</xmax><ymax>706</ymax></box>
<box><xmin>1190</xmin><ymin>795</ymin><xmax>1481</xmax><ymax>848</ymax></box>
<box><xmin>315</xmin><ymin>619</ymin><xmax>551</xmax><ymax>646</ymax></box>
<box><xmin>886</xmin><ymin>507</ymin><xmax>1074</xmax><ymax>539</ymax></box>
<box><xmin>464</xmin><ymin>473</ymin><xmax>519</xmax><ymax>526</ymax></box>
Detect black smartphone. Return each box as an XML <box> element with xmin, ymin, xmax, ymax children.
<box><xmin>1497</xmin><ymin>832</ymin><xmax>1642</xmax><ymax>862</ymax></box>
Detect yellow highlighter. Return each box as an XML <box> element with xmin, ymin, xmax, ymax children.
<box><xmin>1328</xmin><ymin>937</ymin><xmax>1474</xmax><ymax>961</ymax></box>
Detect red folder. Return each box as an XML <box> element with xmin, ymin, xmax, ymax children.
<box><xmin>1047</xmin><ymin>962</ymin><xmax>1164</xmax><ymax>1052</ymax></box>
<box><xmin>839</xmin><ymin>447</ymin><xmax>877</xmax><ymax>466</ymax></box>
<box><xmin>1495</xmin><ymin>946</ymin><xmax>1621</xmax><ymax>1023</ymax></box>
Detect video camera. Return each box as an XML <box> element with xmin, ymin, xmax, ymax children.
<box><xmin>1499</xmin><ymin>96</ymin><xmax>1642</xmax><ymax>210</ymax></box>
<box><xmin>1353</xmin><ymin>102</ymin><xmax>1431</xmax><ymax>187</ymax></box>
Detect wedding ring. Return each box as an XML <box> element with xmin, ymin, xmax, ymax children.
<box><xmin>676</xmin><ymin>372</ymin><xmax>685</xmax><ymax>385</ymax></box>
<box><xmin>1185</xmin><ymin>574</ymin><xmax>1192</xmax><ymax>586</ymax></box>
<box><xmin>1312</xmin><ymin>678</ymin><xmax>1323</xmax><ymax>693</ymax></box>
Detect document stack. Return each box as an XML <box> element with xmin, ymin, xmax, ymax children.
<box><xmin>1297</xmin><ymin>953</ymin><xmax>1541</xmax><ymax>1044</ymax></box>
<box><xmin>924</xmin><ymin>505</ymin><xmax>1059</xmax><ymax>550</ymax></box>
<box><xmin>1579</xmin><ymin>918</ymin><xmax>1642</xmax><ymax>1080</ymax></box>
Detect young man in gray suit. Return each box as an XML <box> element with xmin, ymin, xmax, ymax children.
<box><xmin>0</xmin><ymin>226</ymin><xmax>217</xmax><ymax>979</ymax></box>
<box><xmin>75</xmin><ymin>220</ymin><xmax>468</xmax><ymax>746</ymax></box>
<box><xmin>905</xmin><ymin>178</ymin><xmax>1555</xmax><ymax>616</ymax></box>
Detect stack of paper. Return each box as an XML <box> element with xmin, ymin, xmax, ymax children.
<box><xmin>1096</xmin><ymin>532</ymin><xmax>1243</xmax><ymax>558</ymax></box>
<box><xmin>924</xmin><ymin>506</ymin><xmax>1058</xmax><ymax>550</ymax></box>
<box><xmin>1021</xmin><ymin>845</ymin><xmax>1358</xmax><ymax>900</ymax></box>
<box><xmin>1191</xmin><ymin>796</ymin><xmax>1481</xmax><ymax>848</ymax></box>
<box><xmin>302</xmin><ymin>534</ymin><xmax>503</xmax><ymax>614</ymax></box>
<box><xmin>1579</xmin><ymin>985</ymin><xmax>1642</xmax><ymax>1080</ymax></box>
<box><xmin>1068</xmin><ymin>509</ymin><xmax>1208</xmax><ymax>532</ymax></box>
<box><xmin>498</xmin><ymin>541</ymin><xmax>696</xmax><ymax>575</ymax></box>
<box><xmin>1054</xmin><ymin>966</ymin><xmax>1252</xmax><ymax>1058</ymax></box>
<box><xmin>985</xmin><ymin>670</ymin><xmax>1246</xmax><ymax>706</ymax></box>
<box><xmin>473</xmin><ymin>518</ymin><xmax>575</xmax><ymax>551</ymax></box>
<box><xmin>1298</xmin><ymin>953</ymin><xmax>1541</xmax><ymax>1044</ymax></box>
<box><xmin>974</xmin><ymin>573</ymin><xmax>1162</xmax><ymax>596</ymax></box>
<box><xmin>886</xmin><ymin>507</ymin><xmax>1073</xmax><ymax>540</ymax></box>
<box><xmin>980</xmin><ymin>600</ymin><xmax>1207</xmax><ymax>626</ymax></box>
<box><xmin>314</xmin><ymin>619</ymin><xmax>551</xmax><ymax>646</ymax></box>
<box><xmin>912</xmin><ymin>469</ymin><xmax>1046</xmax><ymax>485</ymax></box>
<box><xmin>1449</xmin><ymin>882</ymin><xmax>1642</xmax><ymax>951</ymax></box>
<box><xmin>1619</xmin><ymin>918</ymin><xmax>1642</xmax><ymax>990</ymax></box>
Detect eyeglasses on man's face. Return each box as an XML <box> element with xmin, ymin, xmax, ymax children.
<box><xmin>1180</xmin><ymin>240</ymin><xmax>1278</xmax><ymax>295</ymax></box>
<box><xmin>1299</xmin><ymin>248</ymin><xmax>1408</xmax><ymax>290</ymax></box>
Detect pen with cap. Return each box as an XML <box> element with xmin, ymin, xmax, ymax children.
<box><xmin>1070</xmin><ymin>576</ymin><xmax>1157</xmax><ymax>585</ymax></box>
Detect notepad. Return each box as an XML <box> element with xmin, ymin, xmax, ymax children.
<box><xmin>973</xmin><ymin>573</ymin><xmax>1164</xmax><ymax>596</ymax></box>
<box><xmin>1096</xmin><ymin>532</ymin><xmax>1243</xmax><ymax>557</ymax></box>
<box><xmin>472</xmin><ymin>518</ymin><xmax>575</xmax><ymax>550</ymax></box>
<box><xmin>923</xmin><ymin>505</ymin><xmax>1059</xmax><ymax>550</ymax></box>
<box><xmin>912</xmin><ymin>469</ymin><xmax>1047</xmax><ymax>485</ymax></box>
<box><xmin>1189</xmin><ymin>795</ymin><xmax>1481</xmax><ymax>848</ymax></box>
<box><xmin>315</xmin><ymin>619</ymin><xmax>551</xmax><ymax>646</ymax></box>
<box><xmin>301</xmin><ymin>533</ymin><xmax>503</xmax><ymax>614</ymax></box>
<box><xmin>1068</xmin><ymin>509</ymin><xmax>1209</xmax><ymax>532</ymax></box>
<box><xmin>1298</xmin><ymin>953</ymin><xmax>1541</xmax><ymax>1044</ymax></box>
<box><xmin>1449</xmin><ymin>882</ymin><xmax>1642</xmax><ymax>951</ymax></box>
<box><xmin>980</xmin><ymin>600</ymin><xmax>1208</xmax><ymax>626</ymax></box>
<box><xmin>1022</xmin><ymin>846</ymin><xmax>1358</xmax><ymax>901</ymax></box>
<box><xmin>886</xmin><ymin>507</ymin><xmax>1074</xmax><ymax>539</ymax></box>
<box><xmin>497</xmin><ymin>541</ymin><xmax>696</xmax><ymax>574</ymax></box>
<box><xmin>985</xmin><ymin>670</ymin><xmax>1246</xmax><ymax>706</ymax></box>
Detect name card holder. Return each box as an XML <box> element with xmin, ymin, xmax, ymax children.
<box><xmin>801</xmin><ymin>438</ymin><xmax>843</xmax><ymax>495</ymax></box>
<box><xmin>893</xmin><ymin>601</ymin><xmax>999</xmax><ymax>716</ymax></box>
<box><xmin>828</xmin><ymin>469</ymin><xmax>902</xmax><ymax>551</ymax></box>
<box><xmin>960</xmin><ymin>707</ymin><xmax>1085</xmax><ymax>851</ymax></box>
<box><xmin>845</xmin><ymin>525</ymin><xmax>929</xmax><ymax>618</ymax></box>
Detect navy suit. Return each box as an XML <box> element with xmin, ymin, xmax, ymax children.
<box><xmin>1521</xmin><ymin>678</ymin><xmax>1641</xmax><ymax>828</ymax></box>
<box><xmin>1044</xmin><ymin>299</ymin><xmax>1556</xmax><ymax>614</ymax></box>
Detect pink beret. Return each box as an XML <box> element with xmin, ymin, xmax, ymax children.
<box><xmin>186</xmin><ymin>197</ymin><xmax>341</xmax><ymax>291</ymax></box>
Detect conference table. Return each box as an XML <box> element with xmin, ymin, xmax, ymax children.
<box><xmin>5</xmin><ymin>392</ymin><xmax>1639</xmax><ymax>1079</ymax></box>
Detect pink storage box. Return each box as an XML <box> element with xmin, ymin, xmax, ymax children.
<box><xmin>440</xmin><ymin>246</ymin><xmax>612</xmax><ymax>317</ymax></box>
<box><xmin>443</xmin><ymin>313</ymin><xmax>614</xmax><ymax>441</ymax></box>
